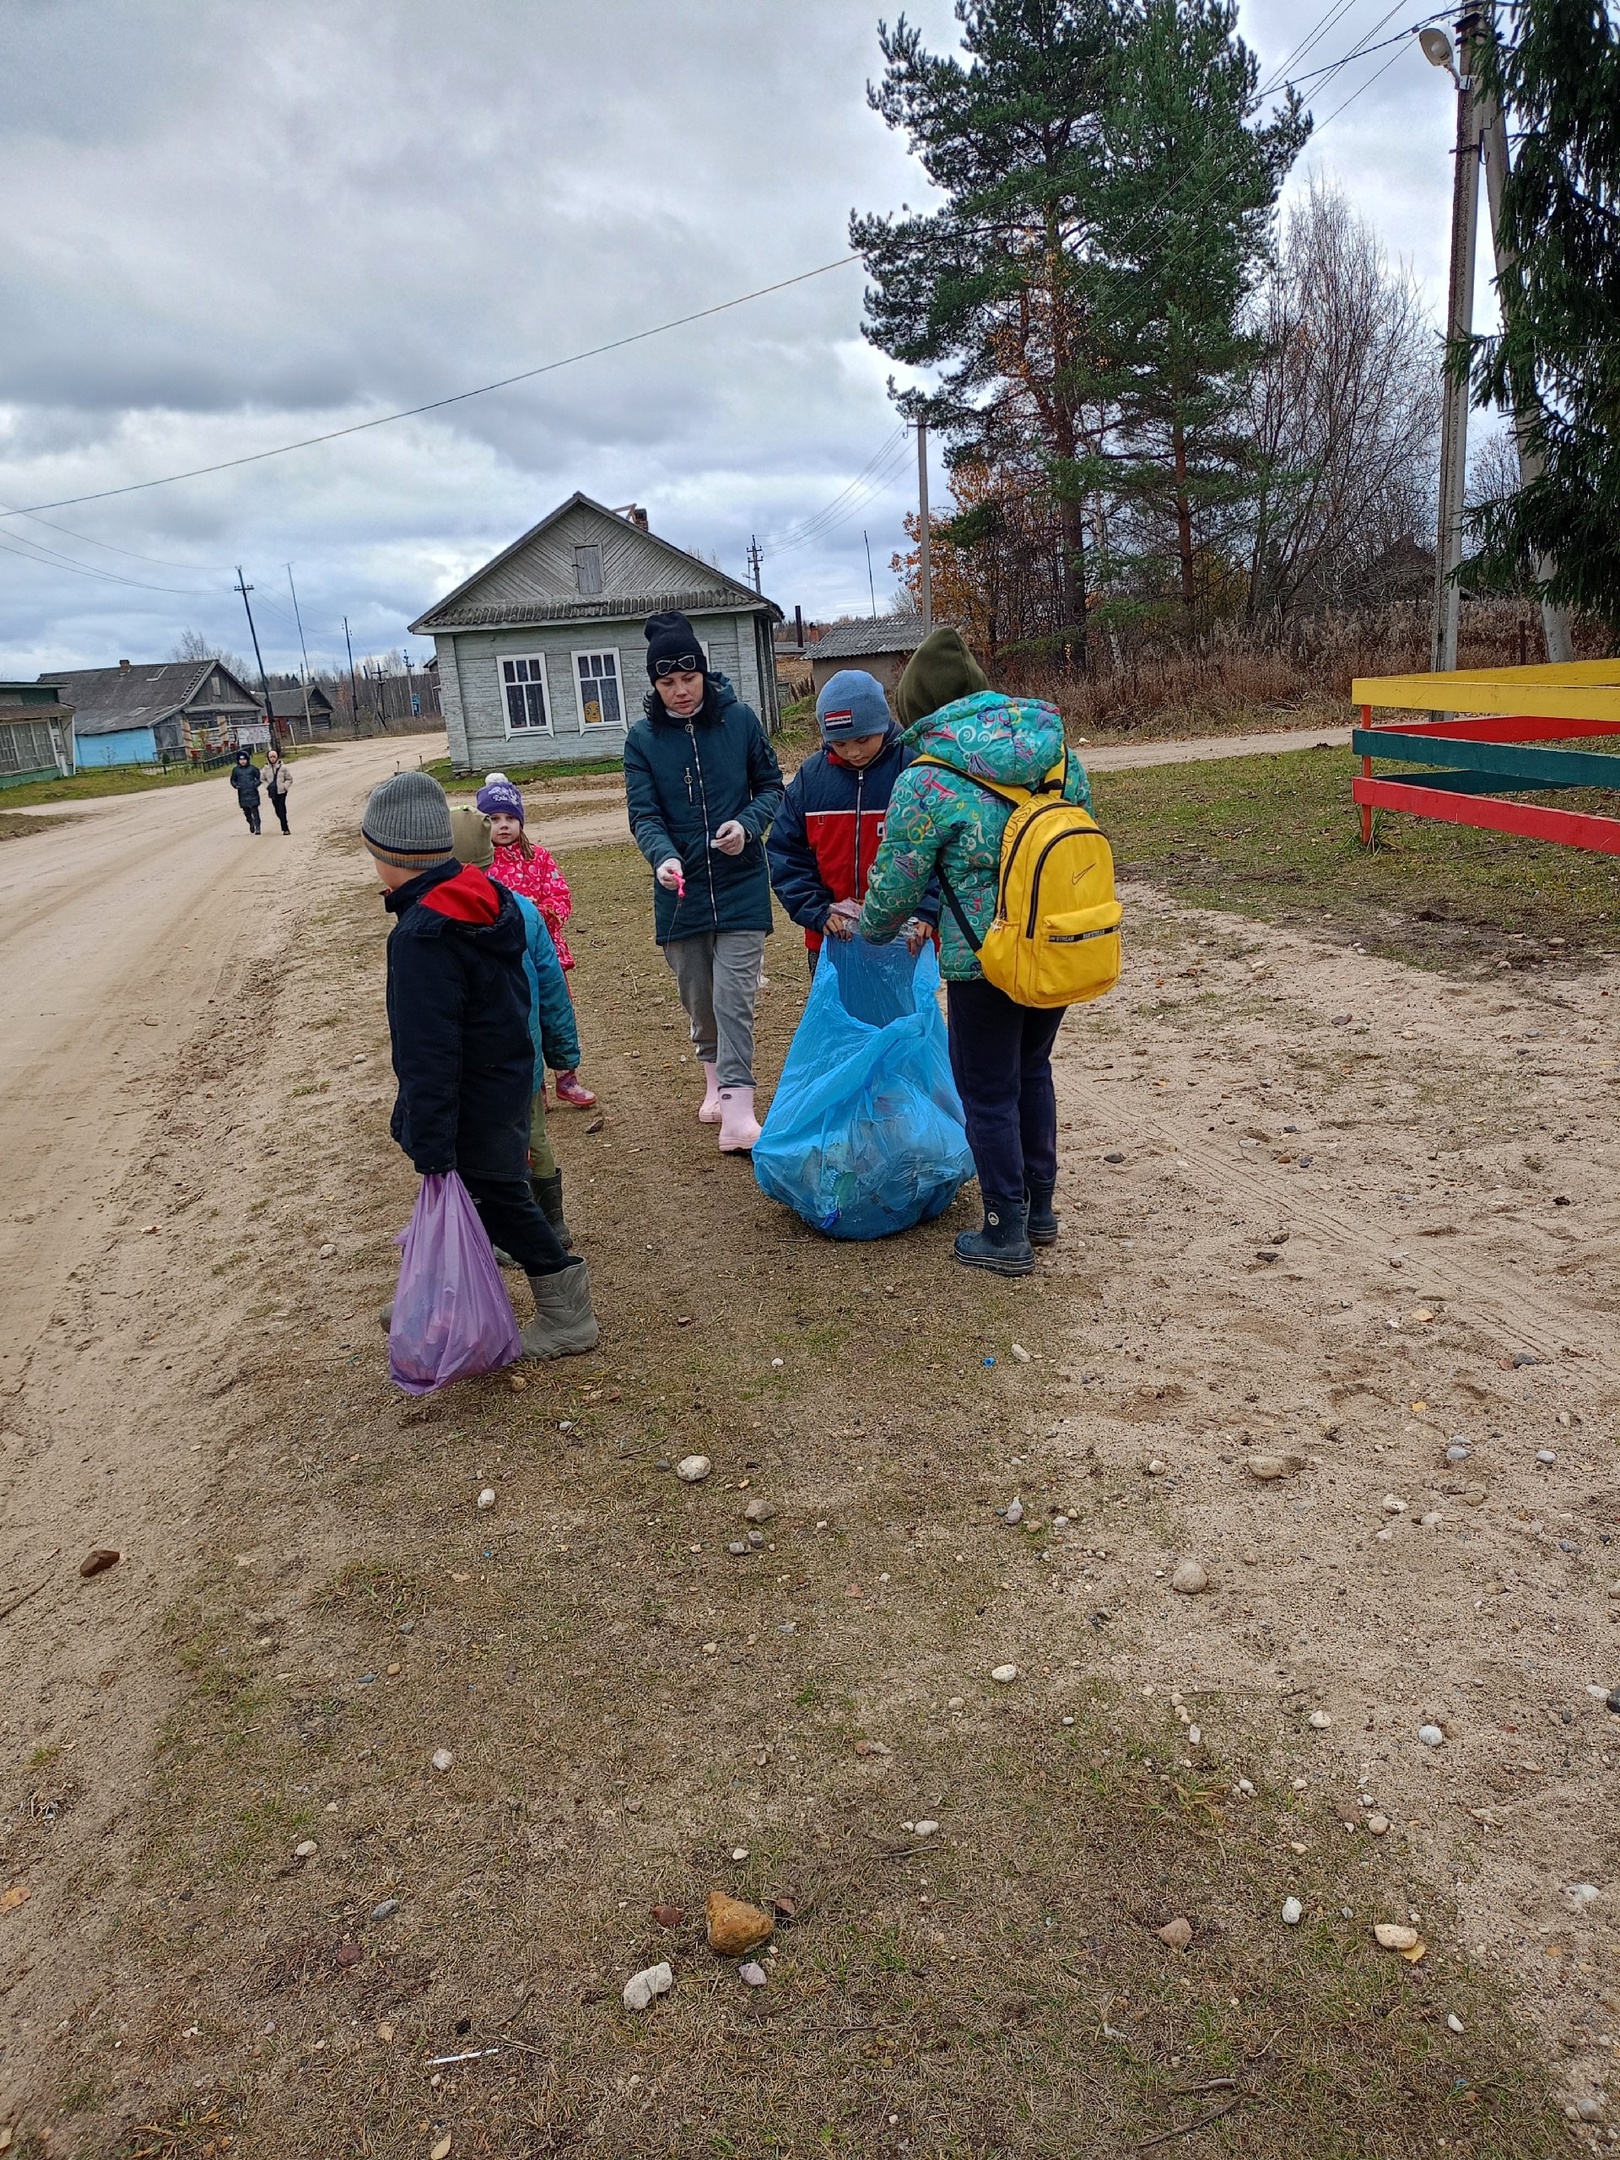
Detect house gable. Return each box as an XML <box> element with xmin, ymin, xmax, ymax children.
<box><xmin>410</xmin><ymin>493</ymin><xmax>776</xmax><ymax>633</ymax></box>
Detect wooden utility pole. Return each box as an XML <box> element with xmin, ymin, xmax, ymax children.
<box><xmin>916</xmin><ymin>417</ymin><xmax>933</xmax><ymax>636</ymax></box>
<box><xmin>343</xmin><ymin>615</ymin><xmax>362</xmax><ymax>737</ymax></box>
<box><xmin>1431</xmin><ymin>9</ymin><xmax>1483</xmax><ymax>677</ymax></box>
<box><xmin>1476</xmin><ymin>45</ymin><xmax>1575</xmax><ymax>664</ymax></box>
<box><xmin>286</xmin><ymin>564</ymin><xmax>314</xmax><ymax>743</ymax></box>
<box><xmin>234</xmin><ymin>568</ymin><xmax>275</xmax><ymax>745</ymax></box>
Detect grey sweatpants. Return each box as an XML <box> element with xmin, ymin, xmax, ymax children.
<box><xmin>664</xmin><ymin>930</ymin><xmax>767</xmax><ymax>1089</ymax></box>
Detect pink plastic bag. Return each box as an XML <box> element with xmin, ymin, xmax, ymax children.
<box><xmin>387</xmin><ymin>1172</ymin><xmax>523</xmax><ymax>1395</ymax></box>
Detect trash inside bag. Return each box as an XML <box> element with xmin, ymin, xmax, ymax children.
<box><xmin>754</xmin><ymin>937</ymin><xmax>973</xmax><ymax>1240</ymax></box>
<box><xmin>388</xmin><ymin>1171</ymin><xmax>523</xmax><ymax>1394</ymax></box>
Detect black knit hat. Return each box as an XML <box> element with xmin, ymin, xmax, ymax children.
<box><xmin>644</xmin><ymin>610</ymin><xmax>707</xmax><ymax>683</ymax></box>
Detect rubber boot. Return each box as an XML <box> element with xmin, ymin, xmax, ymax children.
<box><xmin>1025</xmin><ymin>1178</ymin><xmax>1060</xmax><ymax>1247</ymax></box>
<box><xmin>718</xmin><ymin>1085</ymin><xmax>761</xmax><ymax>1154</ymax></box>
<box><xmin>697</xmin><ymin>1061</ymin><xmax>723</xmax><ymax>1124</ymax></box>
<box><xmin>532</xmin><ymin>1169</ymin><xmax>573</xmax><ymax>1250</ymax></box>
<box><xmin>953</xmin><ymin>1194</ymin><xmax>1036</xmax><ymax>1277</ymax></box>
<box><xmin>521</xmin><ymin>1258</ymin><xmax>599</xmax><ymax>1358</ymax></box>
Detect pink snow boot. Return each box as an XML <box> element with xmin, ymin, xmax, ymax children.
<box><xmin>697</xmin><ymin>1061</ymin><xmax>723</xmax><ymax>1124</ymax></box>
<box><xmin>717</xmin><ymin>1086</ymin><xmax>761</xmax><ymax>1154</ymax></box>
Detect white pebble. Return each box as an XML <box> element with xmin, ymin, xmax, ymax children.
<box><xmin>1170</xmin><ymin>1560</ymin><xmax>1208</xmax><ymax>1595</ymax></box>
<box><xmin>990</xmin><ymin>1664</ymin><xmax>1019</xmax><ymax>1684</ymax></box>
<box><xmin>677</xmin><ymin>1455</ymin><xmax>711</xmax><ymax>1483</ymax></box>
<box><xmin>1235</xmin><ymin>1777</ymin><xmax>1256</xmax><ymax>1797</ymax></box>
<box><xmin>1536</xmin><ymin>1448</ymin><xmax>1556</xmax><ymax>1465</ymax></box>
<box><xmin>1187</xmin><ymin>1725</ymin><xmax>1202</xmax><ymax>1747</ymax></box>
<box><xmin>947</xmin><ymin>1696</ymin><xmax>965</xmax><ymax>1711</ymax></box>
<box><xmin>1282</xmin><ymin>1897</ymin><xmax>1303</xmax><ymax>1926</ymax></box>
<box><xmin>738</xmin><ymin>1961</ymin><xmax>767</xmax><ymax>1987</ymax></box>
<box><xmin>1447</xmin><ymin>2013</ymin><xmax>1465</xmax><ymax>2034</ymax></box>
<box><xmin>477</xmin><ymin>1487</ymin><xmax>496</xmax><ymax>1511</ymax></box>
<box><xmin>731</xmin><ymin>1846</ymin><xmax>749</xmax><ymax>1861</ymax></box>
<box><xmin>1420</xmin><ymin>1511</ymin><xmax>1442</xmax><ymax>1528</ymax></box>
<box><xmin>1418</xmin><ymin>1724</ymin><xmax>1445</xmax><ymax>1748</ymax></box>
<box><xmin>431</xmin><ymin>1747</ymin><xmax>454</xmax><ymax>1773</ymax></box>
<box><xmin>1309</xmin><ymin>1710</ymin><xmax>1332</xmax><ymax>1730</ymax></box>
<box><xmin>913</xmin><ymin>1819</ymin><xmax>940</xmax><ymax>1837</ymax></box>
<box><xmin>294</xmin><ymin>1840</ymin><xmax>317</xmax><ymax>1859</ymax></box>
<box><xmin>1381</xmin><ymin>1494</ymin><xmax>1407</xmax><ymax>1515</ymax></box>
<box><xmin>1004</xmin><ymin>1499</ymin><xmax>1024</xmax><ymax>1525</ymax></box>
<box><xmin>318</xmin><ymin>1243</ymin><xmax>336</xmax><ymax>1259</ymax></box>
<box><xmin>622</xmin><ymin>1961</ymin><xmax>673</xmax><ymax>2011</ymax></box>
<box><xmin>1568</xmin><ymin>1883</ymin><xmax>1601</xmax><ymax>1908</ymax></box>
<box><xmin>1147</xmin><ymin>1458</ymin><xmax>1167</xmax><ymax>1476</ymax></box>
<box><xmin>1010</xmin><ymin>1343</ymin><xmax>1032</xmax><ymax>1364</ymax></box>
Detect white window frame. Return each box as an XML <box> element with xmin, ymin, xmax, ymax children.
<box><xmin>500</xmin><ymin>653</ymin><xmax>553</xmax><ymax>737</ymax></box>
<box><xmin>569</xmin><ymin>646</ymin><xmax>627</xmax><ymax>730</ymax></box>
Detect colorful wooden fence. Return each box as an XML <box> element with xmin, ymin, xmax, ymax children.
<box><xmin>1349</xmin><ymin>661</ymin><xmax>1620</xmax><ymax>856</ymax></box>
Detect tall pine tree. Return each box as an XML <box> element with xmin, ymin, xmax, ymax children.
<box><xmin>1469</xmin><ymin>0</ymin><xmax>1620</xmax><ymax>634</ymax></box>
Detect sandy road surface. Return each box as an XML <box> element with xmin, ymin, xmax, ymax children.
<box><xmin>0</xmin><ymin>738</ymin><xmax>441</xmax><ymax>1396</ymax></box>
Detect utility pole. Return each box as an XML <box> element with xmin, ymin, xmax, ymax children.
<box><xmin>402</xmin><ymin>648</ymin><xmax>416</xmax><ymax>718</ymax></box>
<box><xmin>286</xmin><ymin>564</ymin><xmax>314</xmax><ymax>744</ymax></box>
<box><xmin>864</xmin><ymin>529</ymin><xmax>878</xmax><ymax>620</ymax></box>
<box><xmin>1429</xmin><ymin>10</ymin><xmax>1484</xmax><ymax>677</ymax></box>
<box><xmin>916</xmin><ymin>416</ymin><xmax>933</xmax><ymax>635</ymax></box>
<box><xmin>234</xmin><ymin>567</ymin><xmax>275</xmax><ymax>748</ymax></box>
<box><xmin>746</xmin><ymin>536</ymin><xmax>763</xmax><ymax>592</ymax></box>
<box><xmin>343</xmin><ymin>615</ymin><xmax>362</xmax><ymax>738</ymax></box>
<box><xmin>1477</xmin><ymin>48</ymin><xmax>1575</xmax><ymax>664</ymax></box>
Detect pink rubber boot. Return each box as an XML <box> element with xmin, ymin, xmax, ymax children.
<box><xmin>697</xmin><ymin>1062</ymin><xmax>723</xmax><ymax>1124</ymax></box>
<box><xmin>718</xmin><ymin>1086</ymin><xmax>762</xmax><ymax>1154</ymax></box>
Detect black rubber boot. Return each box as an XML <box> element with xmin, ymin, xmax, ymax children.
<box><xmin>532</xmin><ymin>1169</ymin><xmax>573</xmax><ymax>1250</ymax></box>
<box><xmin>1025</xmin><ymin>1179</ymin><xmax>1060</xmax><ymax>1247</ymax></box>
<box><xmin>953</xmin><ymin>1194</ymin><xmax>1036</xmax><ymax>1277</ymax></box>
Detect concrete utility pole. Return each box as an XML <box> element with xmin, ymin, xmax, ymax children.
<box><xmin>916</xmin><ymin>417</ymin><xmax>934</xmax><ymax>636</ymax></box>
<box><xmin>746</xmin><ymin>536</ymin><xmax>763</xmax><ymax>592</ymax></box>
<box><xmin>1477</xmin><ymin>73</ymin><xmax>1576</xmax><ymax>663</ymax></box>
<box><xmin>1430</xmin><ymin>9</ymin><xmax>1484</xmax><ymax>677</ymax></box>
<box><xmin>343</xmin><ymin>615</ymin><xmax>362</xmax><ymax>738</ymax></box>
<box><xmin>234</xmin><ymin>567</ymin><xmax>275</xmax><ymax>744</ymax></box>
<box><xmin>286</xmin><ymin>564</ymin><xmax>314</xmax><ymax>743</ymax></box>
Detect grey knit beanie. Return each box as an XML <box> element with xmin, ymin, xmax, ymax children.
<box><xmin>361</xmin><ymin>771</ymin><xmax>455</xmax><ymax>870</ymax></box>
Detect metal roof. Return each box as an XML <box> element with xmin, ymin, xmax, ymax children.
<box><xmin>809</xmin><ymin>614</ymin><xmax>929</xmax><ymax>660</ymax></box>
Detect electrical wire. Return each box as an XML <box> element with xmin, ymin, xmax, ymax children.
<box><xmin>766</xmin><ymin>444</ymin><xmax>916</xmax><ymax>560</ymax></box>
<box><xmin>764</xmin><ymin>428</ymin><xmax>913</xmax><ymax>554</ymax></box>
<box><xmin>0</xmin><ymin>499</ymin><xmax>230</xmax><ymax>575</ymax></box>
<box><xmin>1315</xmin><ymin>32</ymin><xmax>1421</xmax><ymax>131</ymax></box>
<box><xmin>1257</xmin><ymin>0</ymin><xmax>1366</xmax><ymax>96</ymax></box>
<box><xmin>1292</xmin><ymin>6</ymin><xmax>1415</xmax><ymax>96</ymax></box>
<box><xmin>0</xmin><ymin>523</ymin><xmax>222</xmax><ymax>596</ymax></box>
<box><xmin>0</xmin><ymin>255</ymin><xmax>862</xmax><ymax>522</ymax></box>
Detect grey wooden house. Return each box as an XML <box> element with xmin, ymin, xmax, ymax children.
<box><xmin>410</xmin><ymin>494</ymin><xmax>782</xmax><ymax>773</ymax></box>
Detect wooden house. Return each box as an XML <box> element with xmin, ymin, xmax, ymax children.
<box><xmin>807</xmin><ymin>614</ymin><xmax>929</xmax><ymax>700</ymax></box>
<box><xmin>410</xmin><ymin>493</ymin><xmax>782</xmax><ymax>772</ymax></box>
<box><xmin>267</xmin><ymin>683</ymin><xmax>336</xmax><ymax>740</ymax></box>
<box><xmin>43</xmin><ymin>659</ymin><xmax>262</xmax><ymax>767</ymax></box>
<box><xmin>0</xmin><ymin>681</ymin><xmax>75</xmax><ymax>787</ymax></box>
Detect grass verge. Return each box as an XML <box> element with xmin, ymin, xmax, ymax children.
<box><xmin>0</xmin><ymin>743</ymin><xmax>329</xmax><ymax>809</ymax></box>
<box><xmin>1095</xmin><ymin>742</ymin><xmax>1620</xmax><ymax>970</ymax></box>
<box><xmin>30</xmin><ymin>841</ymin><xmax>1565</xmax><ymax>2159</ymax></box>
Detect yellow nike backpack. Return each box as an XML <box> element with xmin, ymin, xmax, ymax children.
<box><xmin>915</xmin><ymin>751</ymin><xmax>1122</xmax><ymax>1009</ymax></box>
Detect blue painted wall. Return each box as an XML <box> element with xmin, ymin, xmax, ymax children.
<box><xmin>76</xmin><ymin>726</ymin><xmax>159</xmax><ymax>769</ymax></box>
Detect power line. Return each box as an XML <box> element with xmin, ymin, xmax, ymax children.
<box><xmin>0</xmin><ymin>255</ymin><xmax>862</xmax><ymax>522</ymax></box>
<box><xmin>1315</xmin><ymin>32</ymin><xmax>1420</xmax><ymax>130</ymax></box>
<box><xmin>766</xmin><ymin>429</ymin><xmax>914</xmax><ymax>555</ymax></box>
<box><xmin>765</xmin><ymin>425</ymin><xmax>908</xmax><ymax>548</ymax></box>
<box><xmin>0</xmin><ymin>523</ymin><xmax>221</xmax><ymax>596</ymax></box>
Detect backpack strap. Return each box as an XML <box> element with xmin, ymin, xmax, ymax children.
<box><xmin>933</xmin><ymin>861</ymin><xmax>982</xmax><ymax>955</ymax></box>
<box><xmin>911</xmin><ymin>753</ymin><xmax>1024</xmax><ymax>808</ymax></box>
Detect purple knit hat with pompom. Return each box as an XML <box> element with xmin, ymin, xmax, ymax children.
<box><xmin>476</xmin><ymin>779</ymin><xmax>524</xmax><ymax>823</ymax></box>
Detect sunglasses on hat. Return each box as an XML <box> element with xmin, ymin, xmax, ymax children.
<box><xmin>654</xmin><ymin>653</ymin><xmax>704</xmax><ymax>677</ymax></box>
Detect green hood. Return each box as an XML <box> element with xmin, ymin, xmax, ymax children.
<box><xmin>894</xmin><ymin>626</ymin><xmax>990</xmax><ymax>726</ymax></box>
<box><xmin>904</xmin><ymin>689</ymin><xmax>1067</xmax><ymax>791</ymax></box>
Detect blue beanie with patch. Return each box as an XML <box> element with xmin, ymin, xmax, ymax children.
<box><xmin>816</xmin><ymin>670</ymin><xmax>890</xmax><ymax>742</ymax></box>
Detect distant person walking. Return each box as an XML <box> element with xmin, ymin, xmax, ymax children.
<box><xmin>229</xmin><ymin>749</ymin><xmax>262</xmax><ymax>835</ymax></box>
<box><xmin>623</xmin><ymin>610</ymin><xmax>783</xmax><ymax>1153</ymax></box>
<box><xmin>264</xmin><ymin>747</ymin><xmax>292</xmax><ymax>833</ymax></box>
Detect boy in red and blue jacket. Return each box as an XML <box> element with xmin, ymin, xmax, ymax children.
<box><xmin>767</xmin><ymin>670</ymin><xmax>937</xmax><ymax>971</ymax></box>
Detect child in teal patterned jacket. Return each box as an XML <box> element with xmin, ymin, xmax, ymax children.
<box><xmin>859</xmin><ymin>628</ymin><xmax>1091</xmax><ymax>1278</ymax></box>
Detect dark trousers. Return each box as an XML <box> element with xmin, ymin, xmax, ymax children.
<box><xmin>461</xmin><ymin>1172</ymin><xmax>571</xmax><ymax>1277</ymax></box>
<box><xmin>268</xmin><ymin>789</ymin><xmax>290</xmax><ymax>832</ymax></box>
<box><xmin>238</xmin><ymin>796</ymin><xmax>261</xmax><ymax>833</ymax></box>
<box><xmin>946</xmin><ymin>977</ymin><xmax>1066</xmax><ymax>1203</ymax></box>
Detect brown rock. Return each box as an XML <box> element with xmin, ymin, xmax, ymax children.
<box><xmin>336</xmin><ymin>1939</ymin><xmax>361</xmax><ymax>1969</ymax></box>
<box><xmin>651</xmin><ymin>1903</ymin><xmax>685</xmax><ymax>1929</ymax></box>
<box><xmin>1157</xmin><ymin>1916</ymin><xmax>1193</xmax><ymax>1950</ymax></box>
<box><xmin>79</xmin><ymin>1548</ymin><xmax>120</xmax><ymax>1579</ymax></box>
<box><xmin>705</xmin><ymin>1889</ymin><xmax>775</xmax><ymax>1957</ymax></box>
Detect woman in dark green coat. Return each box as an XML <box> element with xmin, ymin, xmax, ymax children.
<box><xmin>623</xmin><ymin>611</ymin><xmax>783</xmax><ymax>1154</ymax></box>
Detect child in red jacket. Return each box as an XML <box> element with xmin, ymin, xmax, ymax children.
<box><xmin>477</xmin><ymin>777</ymin><xmax>596</xmax><ymax>1108</ymax></box>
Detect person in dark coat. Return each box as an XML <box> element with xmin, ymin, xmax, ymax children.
<box><xmin>623</xmin><ymin>611</ymin><xmax>783</xmax><ymax>1153</ymax></box>
<box><xmin>229</xmin><ymin>749</ymin><xmax>262</xmax><ymax>833</ymax></box>
<box><xmin>766</xmin><ymin>668</ymin><xmax>938</xmax><ymax>974</ymax></box>
<box><xmin>363</xmin><ymin>771</ymin><xmax>598</xmax><ymax>1360</ymax></box>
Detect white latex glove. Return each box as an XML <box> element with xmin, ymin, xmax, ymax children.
<box><xmin>711</xmin><ymin>819</ymin><xmax>747</xmax><ymax>856</ymax></box>
<box><xmin>656</xmin><ymin>857</ymin><xmax>685</xmax><ymax>891</ymax></box>
<box><xmin>903</xmin><ymin>917</ymin><xmax>932</xmax><ymax>956</ymax></box>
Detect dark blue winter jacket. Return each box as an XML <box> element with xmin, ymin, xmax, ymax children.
<box><xmin>766</xmin><ymin>721</ymin><xmax>941</xmax><ymax>952</ymax></box>
<box><xmin>623</xmin><ymin>675</ymin><xmax>784</xmax><ymax>943</ymax></box>
<box><xmin>383</xmin><ymin>860</ymin><xmax>535</xmax><ymax>1180</ymax></box>
<box><xmin>229</xmin><ymin>758</ymin><xmax>261</xmax><ymax>800</ymax></box>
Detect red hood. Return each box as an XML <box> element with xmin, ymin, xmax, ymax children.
<box><xmin>419</xmin><ymin>864</ymin><xmax>502</xmax><ymax>925</ymax></box>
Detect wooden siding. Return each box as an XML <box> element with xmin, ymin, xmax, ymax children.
<box><xmin>465</xmin><ymin>500</ymin><xmax>736</xmax><ymax>614</ymax></box>
<box><xmin>438</xmin><ymin>612</ymin><xmax>767</xmax><ymax>772</ymax></box>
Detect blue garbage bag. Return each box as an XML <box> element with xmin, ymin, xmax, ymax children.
<box><xmin>754</xmin><ymin>937</ymin><xmax>973</xmax><ymax>1240</ymax></box>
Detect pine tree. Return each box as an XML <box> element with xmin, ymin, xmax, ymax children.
<box><xmin>1469</xmin><ymin>0</ymin><xmax>1620</xmax><ymax>634</ymax></box>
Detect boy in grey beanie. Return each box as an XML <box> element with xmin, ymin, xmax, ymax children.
<box><xmin>363</xmin><ymin>772</ymin><xmax>599</xmax><ymax>1361</ymax></box>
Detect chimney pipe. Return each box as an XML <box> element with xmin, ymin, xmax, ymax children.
<box><xmin>119</xmin><ymin>658</ymin><xmax>130</xmax><ymax>671</ymax></box>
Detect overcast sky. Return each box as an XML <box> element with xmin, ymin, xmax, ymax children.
<box><xmin>0</xmin><ymin>0</ymin><xmax>1483</xmax><ymax>678</ymax></box>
